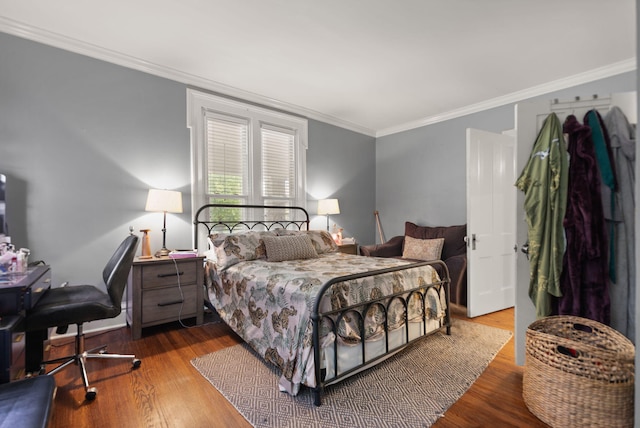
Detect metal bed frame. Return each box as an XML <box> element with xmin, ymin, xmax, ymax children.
<box><xmin>194</xmin><ymin>203</ymin><xmax>451</xmax><ymax>406</ymax></box>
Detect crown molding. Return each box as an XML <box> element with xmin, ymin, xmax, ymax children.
<box><xmin>376</xmin><ymin>58</ymin><xmax>637</xmax><ymax>137</ymax></box>
<box><xmin>0</xmin><ymin>17</ymin><xmax>377</xmax><ymax>137</ymax></box>
<box><xmin>1</xmin><ymin>17</ymin><xmax>635</xmax><ymax>139</ymax></box>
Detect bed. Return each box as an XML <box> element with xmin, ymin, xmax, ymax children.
<box><xmin>194</xmin><ymin>204</ymin><xmax>451</xmax><ymax>406</ymax></box>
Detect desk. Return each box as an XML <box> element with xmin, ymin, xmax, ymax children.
<box><xmin>0</xmin><ymin>266</ymin><xmax>51</xmax><ymax>383</ymax></box>
<box><xmin>0</xmin><ymin>266</ymin><xmax>51</xmax><ymax>316</ymax></box>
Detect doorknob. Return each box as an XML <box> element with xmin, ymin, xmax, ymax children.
<box><xmin>521</xmin><ymin>242</ymin><xmax>529</xmax><ymax>260</ymax></box>
<box><xmin>470</xmin><ymin>233</ymin><xmax>476</xmax><ymax>250</ymax></box>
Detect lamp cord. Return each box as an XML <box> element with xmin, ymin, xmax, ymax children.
<box><xmin>172</xmin><ymin>257</ymin><xmax>189</xmax><ymax>329</ymax></box>
<box><xmin>171</xmin><ymin>257</ymin><xmax>219</xmax><ymax>329</ymax></box>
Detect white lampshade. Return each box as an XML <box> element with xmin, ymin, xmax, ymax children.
<box><xmin>317</xmin><ymin>199</ymin><xmax>340</xmax><ymax>215</ymax></box>
<box><xmin>145</xmin><ymin>189</ymin><xmax>183</xmax><ymax>213</ymax></box>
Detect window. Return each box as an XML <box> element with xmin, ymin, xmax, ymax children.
<box><xmin>187</xmin><ymin>90</ymin><xmax>308</xmax><ymax>242</ymax></box>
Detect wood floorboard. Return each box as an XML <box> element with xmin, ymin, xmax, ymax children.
<box><xmin>43</xmin><ymin>307</ymin><xmax>548</xmax><ymax>428</ymax></box>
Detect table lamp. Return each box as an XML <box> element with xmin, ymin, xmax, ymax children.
<box><xmin>317</xmin><ymin>198</ymin><xmax>340</xmax><ymax>231</ymax></box>
<box><xmin>145</xmin><ymin>188</ymin><xmax>183</xmax><ymax>257</ymax></box>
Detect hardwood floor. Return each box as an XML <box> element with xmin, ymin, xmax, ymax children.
<box><xmin>432</xmin><ymin>306</ymin><xmax>548</xmax><ymax>428</ymax></box>
<box><xmin>43</xmin><ymin>306</ymin><xmax>549</xmax><ymax>428</ymax></box>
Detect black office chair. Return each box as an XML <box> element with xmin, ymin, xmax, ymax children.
<box><xmin>26</xmin><ymin>234</ymin><xmax>141</xmax><ymax>400</ymax></box>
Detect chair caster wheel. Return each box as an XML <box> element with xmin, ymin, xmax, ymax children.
<box><xmin>132</xmin><ymin>359</ymin><xmax>141</xmax><ymax>369</ymax></box>
<box><xmin>85</xmin><ymin>387</ymin><xmax>97</xmax><ymax>401</ymax></box>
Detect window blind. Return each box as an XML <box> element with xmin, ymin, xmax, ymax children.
<box><xmin>205</xmin><ymin>114</ymin><xmax>249</xmax><ymax>199</ymax></box>
<box><xmin>261</xmin><ymin>125</ymin><xmax>295</xmax><ymax>203</ymax></box>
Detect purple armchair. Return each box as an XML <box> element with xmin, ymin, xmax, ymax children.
<box><xmin>360</xmin><ymin>222</ymin><xmax>468</xmax><ymax>306</ymax></box>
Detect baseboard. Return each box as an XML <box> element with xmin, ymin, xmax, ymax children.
<box><xmin>49</xmin><ymin>303</ymin><xmax>128</xmax><ymax>340</ymax></box>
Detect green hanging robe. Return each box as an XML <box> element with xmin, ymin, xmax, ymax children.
<box><xmin>515</xmin><ymin>113</ymin><xmax>569</xmax><ymax>317</ymax></box>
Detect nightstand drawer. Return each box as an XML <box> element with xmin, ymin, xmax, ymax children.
<box><xmin>142</xmin><ymin>284</ymin><xmax>198</xmax><ymax>324</ymax></box>
<box><xmin>141</xmin><ymin>261</ymin><xmax>198</xmax><ymax>289</ymax></box>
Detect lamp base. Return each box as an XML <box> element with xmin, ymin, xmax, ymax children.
<box><xmin>155</xmin><ymin>247</ymin><xmax>171</xmax><ymax>257</ymax></box>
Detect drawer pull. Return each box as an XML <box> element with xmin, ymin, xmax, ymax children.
<box><xmin>157</xmin><ymin>271</ymin><xmax>184</xmax><ymax>278</ymax></box>
<box><xmin>14</xmin><ymin>333</ymin><xmax>24</xmax><ymax>343</ymax></box>
<box><xmin>157</xmin><ymin>299</ymin><xmax>183</xmax><ymax>307</ymax></box>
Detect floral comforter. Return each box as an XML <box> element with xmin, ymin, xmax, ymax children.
<box><xmin>205</xmin><ymin>252</ymin><xmax>445</xmax><ymax>395</ymax></box>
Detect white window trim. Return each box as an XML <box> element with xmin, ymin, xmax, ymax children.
<box><xmin>187</xmin><ymin>89</ymin><xmax>308</xmax><ymax>247</ymax></box>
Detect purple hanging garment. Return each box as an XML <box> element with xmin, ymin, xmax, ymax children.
<box><xmin>557</xmin><ymin>115</ymin><xmax>610</xmax><ymax>324</ymax></box>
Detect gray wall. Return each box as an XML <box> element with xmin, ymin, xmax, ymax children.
<box><xmin>375</xmin><ymin>105</ymin><xmax>513</xmax><ymax>241</ymax></box>
<box><xmin>374</xmin><ymin>72</ymin><xmax>637</xmax><ymax>244</ymax></box>
<box><xmin>0</xmin><ymin>32</ymin><xmax>376</xmax><ymax>289</ymax></box>
<box><xmin>307</xmin><ymin>120</ymin><xmax>376</xmax><ymax>241</ymax></box>
<box><xmin>1</xmin><ymin>32</ymin><xmax>191</xmax><ymax>286</ymax></box>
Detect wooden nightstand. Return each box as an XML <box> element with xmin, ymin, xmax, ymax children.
<box><xmin>126</xmin><ymin>256</ymin><xmax>204</xmax><ymax>340</ymax></box>
<box><xmin>337</xmin><ymin>243</ymin><xmax>358</xmax><ymax>255</ymax></box>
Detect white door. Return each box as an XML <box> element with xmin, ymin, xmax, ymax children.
<box><xmin>466</xmin><ymin>128</ymin><xmax>517</xmax><ymax>317</ymax></box>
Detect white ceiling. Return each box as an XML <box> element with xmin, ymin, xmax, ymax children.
<box><xmin>0</xmin><ymin>0</ymin><xmax>636</xmax><ymax>137</ymax></box>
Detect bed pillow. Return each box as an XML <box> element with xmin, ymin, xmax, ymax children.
<box><xmin>275</xmin><ymin>229</ymin><xmax>338</xmax><ymax>254</ymax></box>
<box><xmin>402</xmin><ymin>236</ymin><xmax>445</xmax><ymax>261</ymax></box>
<box><xmin>208</xmin><ymin>232</ymin><xmax>227</xmax><ymax>248</ymax></box>
<box><xmin>262</xmin><ymin>234</ymin><xmax>318</xmax><ymax>262</ymax></box>
<box><xmin>210</xmin><ymin>230</ymin><xmax>275</xmax><ymax>269</ymax></box>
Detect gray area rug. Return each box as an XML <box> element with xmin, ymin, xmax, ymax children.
<box><xmin>191</xmin><ymin>319</ymin><xmax>512</xmax><ymax>428</ymax></box>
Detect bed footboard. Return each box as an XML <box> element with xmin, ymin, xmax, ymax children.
<box><xmin>310</xmin><ymin>260</ymin><xmax>451</xmax><ymax>406</ymax></box>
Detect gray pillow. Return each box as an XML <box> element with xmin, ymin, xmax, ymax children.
<box><xmin>263</xmin><ymin>234</ymin><xmax>318</xmax><ymax>262</ymax></box>
<box><xmin>274</xmin><ymin>229</ymin><xmax>338</xmax><ymax>254</ymax></box>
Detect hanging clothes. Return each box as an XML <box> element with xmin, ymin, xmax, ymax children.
<box><xmin>604</xmin><ymin>106</ymin><xmax>636</xmax><ymax>342</ymax></box>
<box><xmin>515</xmin><ymin>113</ymin><xmax>569</xmax><ymax>318</ymax></box>
<box><xmin>556</xmin><ymin>115</ymin><xmax>610</xmax><ymax>325</ymax></box>
<box><xmin>584</xmin><ymin>109</ymin><xmax>618</xmax><ymax>282</ymax></box>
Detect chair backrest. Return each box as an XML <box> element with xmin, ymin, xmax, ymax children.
<box><xmin>103</xmin><ymin>235</ymin><xmax>139</xmax><ymax>308</ymax></box>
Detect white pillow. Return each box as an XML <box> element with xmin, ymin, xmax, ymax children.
<box><xmin>210</xmin><ymin>230</ymin><xmax>274</xmax><ymax>269</ymax></box>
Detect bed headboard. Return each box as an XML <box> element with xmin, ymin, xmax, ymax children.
<box><xmin>193</xmin><ymin>203</ymin><xmax>310</xmax><ymax>249</ymax></box>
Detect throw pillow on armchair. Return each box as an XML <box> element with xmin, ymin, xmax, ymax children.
<box><xmin>359</xmin><ymin>222</ymin><xmax>468</xmax><ymax>306</ymax></box>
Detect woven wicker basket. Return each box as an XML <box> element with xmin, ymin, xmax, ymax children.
<box><xmin>523</xmin><ymin>316</ymin><xmax>635</xmax><ymax>428</ymax></box>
